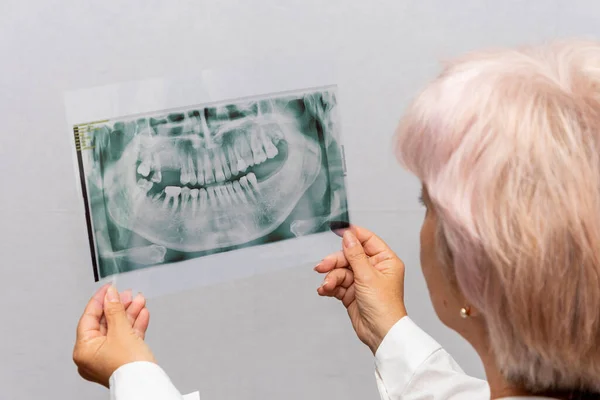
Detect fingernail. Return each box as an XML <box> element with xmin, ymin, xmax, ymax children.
<box><xmin>343</xmin><ymin>231</ymin><xmax>357</xmax><ymax>248</ymax></box>
<box><xmin>320</xmin><ymin>280</ymin><xmax>328</xmax><ymax>288</ymax></box>
<box><xmin>107</xmin><ymin>285</ymin><xmax>120</xmax><ymax>303</ymax></box>
<box><xmin>313</xmin><ymin>262</ymin><xmax>322</xmax><ymax>271</ymax></box>
<box><xmin>329</xmin><ymin>220</ymin><xmax>349</xmax><ymax>230</ymax></box>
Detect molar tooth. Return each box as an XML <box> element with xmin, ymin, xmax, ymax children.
<box><xmin>165</xmin><ymin>186</ymin><xmax>182</xmax><ymax>196</ymax></box>
<box><xmin>162</xmin><ymin>193</ymin><xmax>171</xmax><ymax>209</ymax></box>
<box><xmin>180</xmin><ymin>170</ymin><xmax>190</xmax><ymax>185</ymax></box>
<box><xmin>134</xmin><ymin>178</ymin><xmax>152</xmax><ymax>202</ymax></box>
<box><xmin>163</xmin><ymin>186</ymin><xmax>181</xmax><ymax>212</ymax></box>
<box><xmin>239</xmin><ymin>176</ymin><xmax>256</xmax><ymax>202</ymax></box>
<box><xmin>212</xmin><ymin>186</ymin><xmax>223</xmax><ymax>206</ymax></box>
<box><xmin>199</xmin><ymin>188</ymin><xmax>208</xmax><ymax>210</ymax></box>
<box><xmin>137</xmin><ymin>158</ymin><xmax>151</xmax><ymax>177</ymax></box>
<box><xmin>212</xmin><ymin>149</ymin><xmax>225</xmax><ymax>183</ymax></box>
<box><xmin>264</xmin><ymin>122</ymin><xmax>284</xmax><ymax>145</ymax></box>
<box><xmin>181</xmin><ymin>187</ymin><xmax>191</xmax><ymax>212</ymax></box>
<box><xmin>196</xmin><ymin>152</ymin><xmax>205</xmax><ymax>185</ymax></box>
<box><xmin>152</xmin><ymin>170</ymin><xmax>162</xmax><ymax>183</ymax></box>
<box><xmin>219</xmin><ymin>149</ymin><xmax>231</xmax><ymax>179</ymax></box>
<box><xmin>233</xmin><ymin>140</ymin><xmax>250</xmax><ymax>172</ymax></box>
<box><xmin>264</xmin><ymin>141</ymin><xmax>278</xmax><ymax>158</ymax></box>
<box><xmin>237</xmin><ymin>136</ymin><xmax>254</xmax><ymax>167</ymax></box>
<box><xmin>207</xmin><ymin>187</ymin><xmax>218</xmax><ymax>208</ymax></box>
<box><xmin>203</xmin><ymin>151</ymin><xmax>215</xmax><ymax>184</ymax></box>
<box><xmin>236</xmin><ymin>157</ymin><xmax>248</xmax><ymax>173</ymax></box>
<box><xmin>151</xmin><ymin>154</ymin><xmax>162</xmax><ymax>183</ymax></box>
<box><xmin>232</xmin><ymin>181</ymin><xmax>247</xmax><ymax>203</ymax></box>
<box><xmin>227</xmin><ymin>146</ymin><xmax>238</xmax><ymax>175</ymax></box>
<box><xmin>190</xmin><ymin>188</ymin><xmax>199</xmax><ymax>216</ymax></box>
<box><xmin>260</xmin><ymin>129</ymin><xmax>278</xmax><ymax>158</ymax></box>
<box><xmin>225</xmin><ymin>183</ymin><xmax>237</xmax><ymax>204</ymax></box>
<box><xmin>250</xmin><ymin>132</ymin><xmax>267</xmax><ymax>164</ymax></box>
<box><xmin>137</xmin><ymin>178</ymin><xmax>153</xmax><ymax>192</ymax></box>
<box><xmin>247</xmin><ymin>172</ymin><xmax>259</xmax><ymax>194</ymax></box>
<box><xmin>218</xmin><ymin>185</ymin><xmax>232</xmax><ymax>206</ymax></box>
<box><xmin>152</xmin><ymin>192</ymin><xmax>163</xmax><ymax>202</ymax></box>
<box><xmin>180</xmin><ymin>154</ymin><xmax>190</xmax><ymax>185</ymax></box>
<box><xmin>188</xmin><ymin>155</ymin><xmax>197</xmax><ymax>185</ymax></box>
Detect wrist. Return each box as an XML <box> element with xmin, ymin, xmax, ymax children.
<box><xmin>108</xmin><ymin>353</ymin><xmax>156</xmax><ymax>381</ymax></box>
<box><xmin>108</xmin><ymin>360</ymin><xmax>162</xmax><ymax>390</ymax></box>
<box><xmin>368</xmin><ymin>310</ymin><xmax>408</xmax><ymax>355</ymax></box>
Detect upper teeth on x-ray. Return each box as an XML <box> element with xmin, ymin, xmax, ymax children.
<box><xmin>76</xmin><ymin>87</ymin><xmax>349</xmax><ymax>279</ymax></box>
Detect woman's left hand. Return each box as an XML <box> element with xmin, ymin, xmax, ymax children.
<box><xmin>315</xmin><ymin>226</ymin><xmax>408</xmax><ymax>354</ymax></box>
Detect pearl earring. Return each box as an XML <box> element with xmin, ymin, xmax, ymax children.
<box><xmin>460</xmin><ymin>306</ymin><xmax>471</xmax><ymax>319</ymax></box>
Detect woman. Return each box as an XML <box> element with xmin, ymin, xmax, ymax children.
<box><xmin>73</xmin><ymin>39</ymin><xmax>600</xmax><ymax>399</ymax></box>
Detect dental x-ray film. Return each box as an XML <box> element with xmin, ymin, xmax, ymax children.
<box><xmin>70</xmin><ymin>85</ymin><xmax>350</xmax><ymax>283</ymax></box>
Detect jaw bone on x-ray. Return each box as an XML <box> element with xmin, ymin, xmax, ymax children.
<box><xmin>74</xmin><ymin>87</ymin><xmax>350</xmax><ymax>280</ymax></box>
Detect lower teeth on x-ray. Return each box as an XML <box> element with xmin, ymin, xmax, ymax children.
<box><xmin>75</xmin><ymin>87</ymin><xmax>349</xmax><ymax>279</ymax></box>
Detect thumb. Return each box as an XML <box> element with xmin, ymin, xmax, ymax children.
<box><xmin>103</xmin><ymin>285</ymin><xmax>130</xmax><ymax>334</ymax></box>
<box><xmin>342</xmin><ymin>230</ymin><xmax>375</xmax><ymax>282</ymax></box>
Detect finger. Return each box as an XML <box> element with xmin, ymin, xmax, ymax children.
<box><xmin>341</xmin><ymin>284</ymin><xmax>356</xmax><ymax>308</ymax></box>
<box><xmin>332</xmin><ymin>225</ymin><xmax>395</xmax><ymax>258</ymax></box>
<box><xmin>103</xmin><ymin>285</ymin><xmax>131</xmax><ymax>335</ymax></box>
<box><xmin>99</xmin><ymin>315</ymin><xmax>107</xmax><ymax>336</ymax></box>
<box><xmin>328</xmin><ymin>220</ymin><xmax>350</xmax><ymax>237</ymax></box>
<box><xmin>342</xmin><ymin>230</ymin><xmax>375</xmax><ymax>281</ymax></box>
<box><xmin>126</xmin><ymin>293</ymin><xmax>146</xmax><ymax>326</ymax></box>
<box><xmin>333</xmin><ymin>286</ymin><xmax>347</xmax><ymax>300</ymax></box>
<box><xmin>120</xmin><ymin>289</ymin><xmax>133</xmax><ymax>309</ymax></box>
<box><xmin>133</xmin><ymin>308</ymin><xmax>150</xmax><ymax>340</ymax></box>
<box><xmin>322</xmin><ymin>268</ymin><xmax>354</xmax><ymax>292</ymax></box>
<box><xmin>314</xmin><ymin>251</ymin><xmax>348</xmax><ymax>273</ymax></box>
<box><xmin>317</xmin><ymin>284</ymin><xmax>340</xmax><ymax>298</ymax></box>
<box><xmin>350</xmin><ymin>225</ymin><xmax>396</xmax><ymax>258</ymax></box>
<box><xmin>100</xmin><ymin>289</ymin><xmax>133</xmax><ymax>335</ymax></box>
<box><xmin>317</xmin><ymin>269</ymin><xmax>354</xmax><ymax>297</ymax></box>
<box><xmin>317</xmin><ymin>284</ymin><xmax>356</xmax><ymax>309</ymax></box>
<box><xmin>314</xmin><ymin>251</ymin><xmax>383</xmax><ymax>273</ymax></box>
<box><xmin>76</xmin><ymin>283</ymin><xmax>111</xmax><ymax>340</ymax></box>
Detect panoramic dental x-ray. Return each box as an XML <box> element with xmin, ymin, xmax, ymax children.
<box><xmin>74</xmin><ymin>87</ymin><xmax>349</xmax><ymax>280</ymax></box>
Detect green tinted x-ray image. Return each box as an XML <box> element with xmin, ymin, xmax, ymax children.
<box><xmin>73</xmin><ymin>87</ymin><xmax>350</xmax><ymax>280</ymax></box>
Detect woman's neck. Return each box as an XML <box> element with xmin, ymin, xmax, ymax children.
<box><xmin>463</xmin><ymin>321</ymin><xmax>549</xmax><ymax>399</ymax></box>
<box><xmin>479</xmin><ymin>350</ymin><xmax>531</xmax><ymax>399</ymax></box>
<box><xmin>474</xmin><ymin>336</ymin><xmax>576</xmax><ymax>400</ymax></box>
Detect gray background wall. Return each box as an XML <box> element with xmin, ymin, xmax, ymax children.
<box><xmin>1</xmin><ymin>1</ymin><xmax>598</xmax><ymax>399</ymax></box>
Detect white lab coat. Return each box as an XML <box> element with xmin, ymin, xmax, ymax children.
<box><xmin>108</xmin><ymin>316</ymin><xmax>559</xmax><ymax>400</ymax></box>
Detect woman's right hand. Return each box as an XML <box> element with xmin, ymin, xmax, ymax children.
<box><xmin>73</xmin><ymin>284</ymin><xmax>156</xmax><ymax>388</ymax></box>
<box><xmin>315</xmin><ymin>225</ymin><xmax>408</xmax><ymax>354</ymax></box>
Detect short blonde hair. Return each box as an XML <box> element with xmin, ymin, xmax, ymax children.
<box><xmin>396</xmin><ymin>39</ymin><xmax>600</xmax><ymax>393</ymax></box>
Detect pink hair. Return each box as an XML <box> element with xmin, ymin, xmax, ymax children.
<box><xmin>395</xmin><ymin>39</ymin><xmax>600</xmax><ymax>392</ymax></box>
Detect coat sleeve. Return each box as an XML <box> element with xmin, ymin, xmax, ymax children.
<box><xmin>374</xmin><ymin>317</ymin><xmax>490</xmax><ymax>400</ymax></box>
<box><xmin>109</xmin><ymin>361</ymin><xmax>184</xmax><ymax>400</ymax></box>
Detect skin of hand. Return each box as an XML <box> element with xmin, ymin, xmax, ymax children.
<box><xmin>315</xmin><ymin>225</ymin><xmax>408</xmax><ymax>354</ymax></box>
<box><xmin>73</xmin><ymin>284</ymin><xmax>156</xmax><ymax>388</ymax></box>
